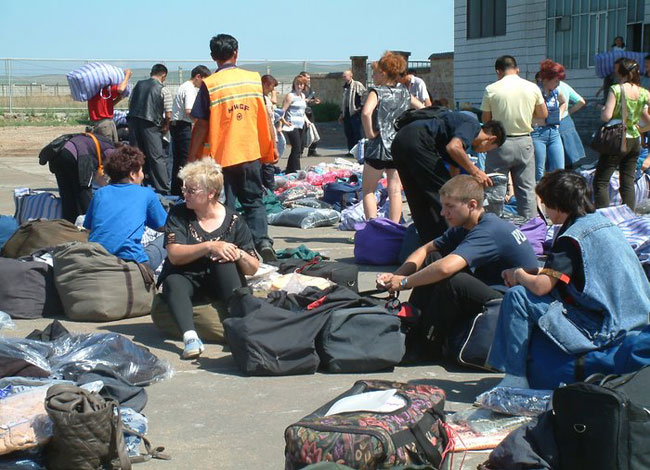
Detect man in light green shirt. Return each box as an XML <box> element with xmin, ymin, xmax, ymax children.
<box><xmin>482</xmin><ymin>55</ymin><xmax>547</xmax><ymax>219</ymax></box>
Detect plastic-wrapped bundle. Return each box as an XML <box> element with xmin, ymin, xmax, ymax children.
<box><xmin>268</xmin><ymin>207</ymin><xmax>340</xmax><ymax>229</ymax></box>
<box><xmin>67</xmin><ymin>62</ymin><xmax>130</xmax><ymax>102</ymax></box>
<box><xmin>277</xmin><ymin>184</ymin><xmax>323</xmax><ymax>203</ymax></box>
<box><xmin>113</xmin><ymin>110</ymin><xmax>128</xmax><ymax>127</ymax></box>
<box><xmin>475</xmin><ymin>386</ymin><xmax>552</xmax><ymax>417</ymax></box>
<box><xmin>484</xmin><ymin>173</ymin><xmax>508</xmax><ymax>216</ymax></box>
<box><xmin>282</xmin><ymin>198</ymin><xmax>333</xmax><ymax>209</ymax></box>
<box><xmin>0</xmin><ymin>333</ymin><xmax>173</xmax><ymax>386</ymax></box>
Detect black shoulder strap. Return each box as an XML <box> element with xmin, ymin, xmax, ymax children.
<box><xmin>391</xmin><ymin>410</ymin><xmax>447</xmax><ymax>467</ymax></box>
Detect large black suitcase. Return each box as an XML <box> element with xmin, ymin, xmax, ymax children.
<box><xmin>553</xmin><ymin>366</ymin><xmax>650</xmax><ymax>470</ymax></box>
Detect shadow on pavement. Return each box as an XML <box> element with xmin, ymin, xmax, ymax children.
<box><xmin>409</xmin><ymin>376</ymin><xmax>501</xmax><ymax>404</ymax></box>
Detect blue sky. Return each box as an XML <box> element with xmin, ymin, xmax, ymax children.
<box><xmin>0</xmin><ymin>0</ymin><xmax>454</xmax><ymax>61</ymax></box>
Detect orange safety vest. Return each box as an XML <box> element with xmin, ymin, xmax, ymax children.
<box><xmin>201</xmin><ymin>68</ymin><xmax>274</xmax><ymax>167</ymax></box>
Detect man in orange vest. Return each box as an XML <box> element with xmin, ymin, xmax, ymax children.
<box><xmin>188</xmin><ymin>33</ymin><xmax>278</xmax><ymax>262</ymax></box>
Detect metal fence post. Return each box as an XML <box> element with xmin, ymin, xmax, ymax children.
<box><xmin>7</xmin><ymin>59</ymin><xmax>13</xmax><ymax>114</ymax></box>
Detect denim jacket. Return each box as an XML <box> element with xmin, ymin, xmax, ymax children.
<box><xmin>538</xmin><ymin>213</ymin><xmax>650</xmax><ymax>354</ymax></box>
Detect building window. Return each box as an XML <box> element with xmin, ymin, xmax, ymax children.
<box><xmin>547</xmin><ymin>1</ymin><xmax>642</xmax><ymax>69</ymax></box>
<box><xmin>467</xmin><ymin>0</ymin><xmax>506</xmax><ymax>39</ymax></box>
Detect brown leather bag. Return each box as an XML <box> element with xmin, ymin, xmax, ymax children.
<box><xmin>1</xmin><ymin>219</ymin><xmax>88</xmax><ymax>258</ymax></box>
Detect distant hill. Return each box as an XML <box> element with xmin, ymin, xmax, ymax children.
<box><xmin>0</xmin><ymin>61</ymin><xmax>350</xmax><ymax>86</ymax></box>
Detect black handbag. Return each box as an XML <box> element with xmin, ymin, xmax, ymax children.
<box><xmin>590</xmin><ymin>84</ymin><xmax>628</xmax><ymax>156</ymax></box>
<box><xmin>552</xmin><ymin>366</ymin><xmax>650</xmax><ymax>470</ymax></box>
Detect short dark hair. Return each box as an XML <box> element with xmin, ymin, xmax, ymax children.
<box><xmin>495</xmin><ymin>55</ymin><xmax>517</xmax><ymax>72</ymax></box>
<box><xmin>299</xmin><ymin>71</ymin><xmax>309</xmax><ymax>77</ymax></box>
<box><xmin>210</xmin><ymin>34</ymin><xmax>238</xmax><ymax>61</ymax></box>
<box><xmin>104</xmin><ymin>145</ymin><xmax>145</xmax><ymax>182</ymax></box>
<box><xmin>535</xmin><ymin>170</ymin><xmax>595</xmax><ymax>217</ymax></box>
<box><xmin>261</xmin><ymin>74</ymin><xmax>278</xmax><ymax>87</ymax></box>
<box><xmin>150</xmin><ymin>63</ymin><xmax>168</xmax><ymax>77</ymax></box>
<box><xmin>645</xmin><ymin>54</ymin><xmax>650</xmax><ymax>61</ymax></box>
<box><xmin>406</xmin><ymin>68</ymin><xmax>417</xmax><ymax>75</ymax></box>
<box><xmin>482</xmin><ymin>120</ymin><xmax>506</xmax><ymax>146</ymax></box>
<box><xmin>191</xmin><ymin>65</ymin><xmax>211</xmax><ymax>78</ymax></box>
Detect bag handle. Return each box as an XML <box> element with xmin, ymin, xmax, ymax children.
<box><xmin>122</xmin><ymin>425</ymin><xmax>171</xmax><ymax>463</ymax></box>
<box><xmin>391</xmin><ymin>410</ymin><xmax>447</xmax><ymax>467</ymax></box>
<box><xmin>619</xmin><ymin>84</ymin><xmax>628</xmax><ymax>153</ymax></box>
<box><xmin>85</xmin><ymin>132</ymin><xmax>104</xmax><ymax>176</ymax></box>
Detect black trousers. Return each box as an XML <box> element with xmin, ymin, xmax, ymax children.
<box><xmin>284</xmin><ymin>128</ymin><xmax>303</xmax><ymax>174</ymax></box>
<box><xmin>409</xmin><ymin>257</ymin><xmax>503</xmax><ymax>358</ymax></box>
<box><xmin>54</xmin><ymin>149</ymin><xmax>93</xmax><ymax>223</ymax></box>
<box><xmin>392</xmin><ymin>123</ymin><xmax>451</xmax><ymax>244</ymax></box>
<box><xmin>170</xmin><ymin>121</ymin><xmax>192</xmax><ymax>197</ymax></box>
<box><xmin>128</xmin><ymin>116</ymin><xmax>170</xmax><ymax>195</ymax></box>
<box><xmin>162</xmin><ymin>263</ymin><xmax>245</xmax><ymax>334</ymax></box>
<box><xmin>593</xmin><ymin>137</ymin><xmax>640</xmax><ymax>210</ymax></box>
<box><xmin>223</xmin><ymin>159</ymin><xmax>272</xmax><ymax>249</ymax></box>
<box><xmin>343</xmin><ymin>113</ymin><xmax>362</xmax><ymax>151</ymax></box>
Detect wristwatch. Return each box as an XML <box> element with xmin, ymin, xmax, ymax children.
<box><xmin>399</xmin><ymin>277</ymin><xmax>409</xmax><ymax>289</ymax></box>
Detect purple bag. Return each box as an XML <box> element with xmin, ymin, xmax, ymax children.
<box><xmin>354</xmin><ymin>218</ymin><xmax>407</xmax><ymax>265</ymax></box>
<box><xmin>520</xmin><ymin>216</ymin><xmax>547</xmax><ymax>256</ymax></box>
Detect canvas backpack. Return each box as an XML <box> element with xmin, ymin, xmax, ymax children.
<box><xmin>553</xmin><ymin>366</ymin><xmax>650</xmax><ymax>470</ymax></box>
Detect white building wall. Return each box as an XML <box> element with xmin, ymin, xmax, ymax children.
<box><xmin>454</xmin><ymin>0</ymin><xmax>603</xmax><ymax>107</ymax></box>
<box><xmin>454</xmin><ymin>0</ymin><xmax>547</xmax><ymax>107</ymax></box>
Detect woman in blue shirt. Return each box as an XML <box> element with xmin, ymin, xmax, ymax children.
<box><xmin>532</xmin><ymin>60</ymin><xmax>567</xmax><ymax>181</ymax></box>
<box><xmin>83</xmin><ymin>145</ymin><xmax>168</xmax><ymax>266</ymax></box>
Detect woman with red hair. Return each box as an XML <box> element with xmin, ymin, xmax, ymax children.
<box><xmin>532</xmin><ymin>59</ymin><xmax>567</xmax><ymax>181</ymax></box>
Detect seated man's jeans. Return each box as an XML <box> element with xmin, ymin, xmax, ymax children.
<box><xmin>487</xmin><ymin>285</ymin><xmax>551</xmax><ymax>377</ymax></box>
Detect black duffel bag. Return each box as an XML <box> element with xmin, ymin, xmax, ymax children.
<box><xmin>315</xmin><ymin>290</ymin><xmax>407</xmax><ymax>373</ymax></box>
<box><xmin>270</xmin><ymin>257</ymin><xmax>359</xmax><ymax>292</ymax></box>
<box><xmin>553</xmin><ymin>365</ymin><xmax>650</xmax><ymax>470</ymax></box>
<box><xmin>224</xmin><ymin>287</ymin><xmax>332</xmax><ymax>376</ymax></box>
<box><xmin>457</xmin><ymin>298</ymin><xmax>502</xmax><ymax>371</ymax></box>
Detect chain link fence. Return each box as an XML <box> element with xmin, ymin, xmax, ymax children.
<box><xmin>0</xmin><ymin>58</ymin><xmax>353</xmax><ymax>113</ymax></box>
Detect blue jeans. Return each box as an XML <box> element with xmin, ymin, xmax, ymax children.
<box><xmin>532</xmin><ymin>126</ymin><xmax>565</xmax><ymax>181</ymax></box>
<box><xmin>487</xmin><ymin>286</ymin><xmax>552</xmax><ymax>377</ymax></box>
<box><xmin>559</xmin><ymin>116</ymin><xmax>585</xmax><ymax>168</ymax></box>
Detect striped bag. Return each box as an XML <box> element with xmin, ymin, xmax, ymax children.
<box><xmin>14</xmin><ymin>188</ymin><xmax>62</xmax><ymax>224</ymax></box>
<box><xmin>580</xmin><ymin>169</ymin><xmax>650</xmax><ymax>207</ymax></box>
<box><xmin>66</xmin><ymin>62</ymin><xmax>130</xmax><ymax>102</ymax></box>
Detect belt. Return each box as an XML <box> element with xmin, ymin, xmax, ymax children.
<box><xmin>506</xmin><ymin>133</ymin><xmax>531</xmax><ymax>137</ymax></box>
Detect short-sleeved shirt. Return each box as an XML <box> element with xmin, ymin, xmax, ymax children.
<box><xmin>171</xmin><ymin>80</ymin><xmax>198</xmax><ymax>122</ymax></box>
<box><xmin>408</xmin><ymin>76</ymin><xmax>430</xmax><ymax>104</ymax></box>
<box><xmin>162</xmin><ymin>203</ymin><xmax>256</xmax><ymax>276</ymax></box>
<box><xmin>161</xmin><ymin>86</ymin><xmax>172</xmax><ymax>113</ymax></box>
<box><xmin>610</xmin><ymin>84</ymin><xmax>650</xmax><ymax>138</ymax></box>
<box><xmin>557</xmin><ymin>81</ymin><xmax>583</xmax><ymax>119</ymax></box>
<box><xmin>481</xmin><ymin>74</ymin><xmax>544</xmax><ymax>135</ymax></box>
<box><xmin>87</xmin><ymin>85</ymin><xmax>119</xmax><ymax>121</ymax></box>
<box><xmin>541</xmin><ymin>216</ymin><xmax>585</xmax><ymax>301</ymax></box>
<box><xmin>83</xmin><ymin>184</ymin><xmax>168</xmax><ymax>263</ymax></box>
<box><xmin>434</xmin><ymin>213</ymin><xmax>539</xmax><ymax>286</ymax></box>
<box><xmin>409</xmin><ymin>111</ymin><xmax>482</xmax><ymax>167</ymax></box>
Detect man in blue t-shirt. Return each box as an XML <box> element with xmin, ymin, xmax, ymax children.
<box><xmin>392</xmin><ymin>110</ymin><xmax>506</xmax><ymax>243</ymax></box>
<box><xmin>377</xmin><ymin>175</ymin><xmax>538</xmax><ymax>361</ymax></box>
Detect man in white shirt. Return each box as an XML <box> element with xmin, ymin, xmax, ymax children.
<box><xmin>481</xmin><ymin>55</ymin><xmax>547</xmax><ymax>219</ymax></box>
<box><xmin>169</xmin><ymin>65</ymin><xmax>211</xmax><ymax>196</ymax></box>
<box><xmin>403</xmin><ymin>69</ymin><xmax>432</xmax><ymax>107</ymax></box>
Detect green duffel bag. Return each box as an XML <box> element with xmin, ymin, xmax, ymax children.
<box><xmin>53</xmin><ymin>242</ymin><xmax>155</xmax><ymax>322</ymax></box>
<box><xmin>151</xmin><ymin>293</ymin><xmax>228</xmax><ymax>344</ymax></box>
<box><xmin>2</xmin><ymin>218</ymin><xmax>88</xmax><ymax>258</ymax></box>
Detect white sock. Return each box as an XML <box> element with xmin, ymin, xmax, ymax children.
<box><xmin>496</xmin><ymin>374</ymin><xmax>530</xmax><ymax>389</ymax></box>
<box><xmin>183</xmin><ymin>330</ymin><xmax>199</xmax><ymax>343</ymax></box>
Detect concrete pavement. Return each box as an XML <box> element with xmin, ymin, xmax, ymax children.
<box><xmin>0</xmin><ymin>123</ymin><xmax>498</xmax><ymax>469</ymax></box>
